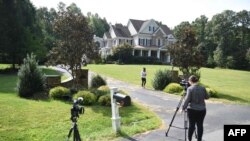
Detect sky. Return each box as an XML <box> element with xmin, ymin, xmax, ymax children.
<box><xmin>30</xmin><ymin>0</ymin><xmax>250</xmax><ymax>29</ymax></box>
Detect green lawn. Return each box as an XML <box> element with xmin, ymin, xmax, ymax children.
<box><xmin>86</xmin><ymin>64</ymin><xmax>250</xmax><ymax>104</ymax></box>
<box><xmin>0</xmin><ymin>66</ymin><xmax>161</xmax><ymax>141</ymax></box>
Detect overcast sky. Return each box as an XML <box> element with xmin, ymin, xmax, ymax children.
<box><xmin>30</xmin><ymin>0</ymin><xmax>250</xmax><ymax>28</ymax></box>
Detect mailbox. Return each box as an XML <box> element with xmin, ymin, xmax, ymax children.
<box><xmin>113</xmin><ymin>93</ymin><xmax>131</xmax><ymax>106</ymax></box>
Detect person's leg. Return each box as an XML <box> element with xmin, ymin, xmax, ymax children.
<box><xmin>187</xmin><ymin>109</ymin><xmax>196</xmax><ymax>141</ymax></box>
<box><xmin>144</xmin><ymin>78</ymin><xmax>146</xmax><ymax>87</ymax></box>
<box><xmin>196</xmin><ymin>110</ymin><xmax>206</xmax><ymax>141</ymax></box>
<box><xmin>141</xmin><ymin>78</ymin><xmax>144</xmax><ymax>87</ymax></box>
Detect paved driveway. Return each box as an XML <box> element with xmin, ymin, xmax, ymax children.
<box><xmin>105</xmin><ymin>77</ymin><xmax>250</xmax><ymax>141</ymax></box>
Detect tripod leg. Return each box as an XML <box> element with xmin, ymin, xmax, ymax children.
<box><xmin>166</xmin><ymin>93</ymin><xmax>185</xmax><ymax>136</ymax></box>
<box><xmin>67</xmin><ymin>128</ymin><xmax>73</xmax><ymax>141</ymax></box>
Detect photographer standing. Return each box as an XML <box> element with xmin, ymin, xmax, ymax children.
<box><xmin>182</xmin><ymin>75</ymin><xmax>209</xmax><ymax>141</ymax></box>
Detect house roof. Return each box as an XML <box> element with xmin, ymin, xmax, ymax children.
<box><xmin>104</xmin><ymin>32</ymin><xmax>111</xmax><ymax>39</ymax></box>
<box><xmin>129</xmin><ymin>19</ymin><xmax>145</xmax><ymax>32</ymax></box>
<box><xmin>160</xmin><ymin>24</ymin><xmax>172</xmax><ymax>35</ymax></box>
<box><xmin>112</xmin><ymin>24</ymin><xmax>131</xmax><ymax>38</ymax></box>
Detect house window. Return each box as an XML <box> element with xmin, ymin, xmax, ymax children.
<box><xmin>146</xmin><ymin>39</ymin><xmax>148</xmax><ymax>46</ymax></box>
<box><xmin>158</xmin><ymin>39</ymin><xmax>161</xmax><ymax>46</ymax></box>
<box><xmin>153</xmin><ymin>27</ymin><xmax>155</xmax><ymax>32</ymax></box>
<box><xmin>139</xmin><ymin>38</ymin><xmax>141</xmax><ymax>45</ymax></box>
<box><xmin>131</xmin><ymin>40</ymin><xmax>133</xmax><ymax>45</ymax></box>
<box><xmin>149</xmin><ymin>26</ymin><xmax>151</xmax><ymax>31</ymax></box>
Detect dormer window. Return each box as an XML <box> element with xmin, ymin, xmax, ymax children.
<box><xmin>149</xmin><ymin>26</ymin><xmax>151</xmax><ymax>31</ymax></box>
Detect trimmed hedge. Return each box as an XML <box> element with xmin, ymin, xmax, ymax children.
<box><xmin>164</xmin><ymin>83</ymin><xmax>183</xmax><ymax>94</ymax></box>
<box><xmin>49</xmin><ymin>86</ymin><xmax>70</xmax><ymax>100</ymax></box>
<box><xmin>152</xmin><ymin>69</ymin><xmax>172</xmax><ymax>90</ymax></box>
<box><xmin>91</xmin><ymin>75</ymin><xmax>106</xmax><ymax>88</ymax></box>
<box><xmin>74</xmin><ymin>90</ymin><xmax>97</xmax><ymax>105</ymax></box>
<box><xmin>206</xmin><ymin>87</ymin><xmax>218</xmax><ymax>98</ymax></box>
<box><xmin>98</xmin><ymin>94</ymin><xmax>111</xmax><ymax>106</ymax></box>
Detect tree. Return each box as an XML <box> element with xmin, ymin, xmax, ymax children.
<box><xmin>17</xmin><ymin>53</ymin><xmax>45</xmax><ymax>98</ymax></box>
<box><xmin>112</xmin><ymin>43</ymin><xmax>133</xmax><ymax>63</ymax></box>
<box><xmin>36</xmin><ymin>7</ymin><xmax>57</xmax><ymax>55</ymax></box>
<box><xmin>246</xmin><ymin>48</ymin><xmax>250</xmax><ymax>65</ymax></box>
<box><xmin>87</xmin><ymin>12</ymin><xmax>109</xmax><ymax>37</ymax></box>
<box><xmin>47</xmin><ymin>3</ymin><xmax>96</xmax><ymax>88</ymax></box>
<box><xmin>169</xmin><ymin>27</ymin><xmax>203</xmax><ymax>77</ymax></box>
<box><xmin>0</xmin><ymin>0</ymin><xmax>43</xmax><ymax>68</ymax></box>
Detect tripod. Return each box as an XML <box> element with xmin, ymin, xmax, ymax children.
<box><xmin>165</xmin><ymin>91</ymin><xmax>197</xmax><ymax>141</ymax></box>
<box><xmin>67</xmin><ymin>117</ymin><xmax>81</xmax><ymax>141</ymax></box>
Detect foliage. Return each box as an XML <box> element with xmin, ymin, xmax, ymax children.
<box><xmin>112</xmin><ymin>43</ymin><xmax>133</xmax><ymax>64</ymax></box>
<box><xmin>164</xmin><ymin>83</ymin><xmax>183</xmax><ymax>94</ymax></box>
<box><xmin>17</xmin><ymin>53</ymin><xmax>46</xmax><ymax>98</ymax></box>
<box><xmin>90</xmin><ymin>85</ymin><xmax>110</xmax><ymax>99</ymax></box>
<box><xmin>206</xmin><ymin>55</ymin><xmax>216</xmax><ymax>68</ymax></box>
<box><xmin>87</xmin><ymin>12</ymin><xmax>109</xmax><ymax>37</ymax></box>
<box><xmin>98</xmin><ymin>94</ymin><xmax>111</xmax><ymax>106</ymax></box>
<box><xmin>152</xmin><ymin>69</ymin><xmax>172</xmax><ymax>90</ymax></box>
<box><xmin>246</xmin><ymin>48</ymin><xmax>250</xmax><ymax>64</ymax></box>
<box><xmin>0</xmin><ymin>0</ymin><xmax>44</xmax><ymax>68</ymax></box>
<box><xmin>169</xmin><ymin>26</ymin><xmax>203</xmax><ymax>77</ymax></box>
<box><xmin>91</xmin><ymin>74</ymin><xmax>107</xmax><ymax>88</ymax></box>
<box><xmin>73</xmin><ymin>90</ymin><xmax>97</xmax><ymax>105</ymax></box>
<box><xmin>47</xmin><ymin>3</ymin><xmax>97</xmax><ymax>88</ymax></box>
<box><xmin>206</xmin><ymin>87</ymin><xmax>218</xmax><ymax>98</ymax></box>
<box><xmin>49</xmin><ymin>86</ymin><xmax>70</xmax><ymax>100</ymax></box>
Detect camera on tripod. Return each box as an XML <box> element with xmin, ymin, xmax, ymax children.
<box><xmin>71</xmin><ymin>97</ymin><xmax>84</xmax><ymax>122</ymax></box>
<box><xmin>180</xmin><ymin>79</ymin><xmax>190</xmax><ymax>91</ymax></box>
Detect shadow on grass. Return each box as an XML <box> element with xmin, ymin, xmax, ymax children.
<box><xmin>88</xmin><ymin>103</ymin><xmax>145</xmax><ymax>118</ymax></box>
<box><xmin>118</xmin><ymin>130</ymin><xmax>138</xmax><ymax>141</ymax></box>
<box><xmin>216</xmin><ymin>93</ymin><xmax>249</xmax><ymax>104</ymax></box>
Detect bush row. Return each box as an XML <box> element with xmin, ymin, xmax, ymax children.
<box><xmin>49</xmin><ymin>85</ymin><xmax>112</xmax><ymax>106</ymax></box>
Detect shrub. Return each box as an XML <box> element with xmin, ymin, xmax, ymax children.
<box><xmin>98</xmin><ymin>94</ymin><xmax>111</xmax><ymax>106</ymax></box>
<box><xmin>164</xmin><ymin>83</ymin><xmax>183</xmax><ymax>94</ymax></box>
<box><xmin>206</xmin><ymin>88</ymin><xmax>218</xmax><ymax>98</ymax></box>
<box><xmin>97</xmin><ymin>85</ymin><xmax>110</xmax><ymax>92</ymax></box>
<box><xmin>152</xmin><ymin>69</ymin><xmax>172</xmax><ymax>90</ymax></box>
<box><xmin>74</xmin><ymin>91</ymin><xmax>97</xmax><ymax>105</ymax></box>
<box><xmin>91</xmin><ymin>74</ymin><xmax>106</xmax><ymax>88</ymax></box>
<box><xmin>49</xmin><ymin>86</ymin><xmax>70</xmax><ymax>100</ymax></box>
<box><xmin>17</xmin><ymin>53</ymin><xmax>46</xmax><ymax>98</ymax></box>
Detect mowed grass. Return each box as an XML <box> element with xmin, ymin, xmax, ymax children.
<box><xmin>86</xmin><ymin>64</ymin><xmax>250</xmax><ymax>104</ymax></box>
<box><xmin>0</xmin><ymin>65</ymin><xmax>161</xmax><ymax>141</ymax></box>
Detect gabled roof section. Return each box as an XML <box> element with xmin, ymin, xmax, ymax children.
<box><xmin>112</xmin><ymin>24</ymin><xmax>131</xmax><ymax>38</ymax></box>
<box><xmin>129</xmin><ymin>19</ymin><xmax>145</xmax><ymax>32</ymax></box>
<box><xmin>153</xmin><ymin>26</ymin><xmax>166</xmax><ymax>36</ymax></box>
<box><xmin>139</xmin><ymin>20</ymin><xmax>152</xmax><ymax>33</ymax></box>
<box><xmin>160</xmin><ymin>24</ymin><xmax>172</xmax><ymax>35</ymax></box>
<box><xmin>104</xmin><ymin>32</ymin><xmax>111</xmax><ymax>39</ymax></box>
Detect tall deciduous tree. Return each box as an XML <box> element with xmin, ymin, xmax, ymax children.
<box><xmin>87</xmin><ymin>12</ymin><xmax>109</xmax><ymax>37</ymax></box>
<box><xmin>169</xmin><ymin>26</ymin><xmax>203</xmax><ymax>77</ymax></box>
<box><xmin>0</xmin><ymin>0</ymin><xmax>43</xmax><ymax>68</ymax></box>
<box><xmin>47</xmin><ymin>3</ymin><xmax>96</xmax><ymax>88</ymax></box>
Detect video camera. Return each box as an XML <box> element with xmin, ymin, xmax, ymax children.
<box><xmin>70</xmin><ymin>97</ymin><xmax>84</xmax><ymax>122</ymax></box>
<box><xmin>180</xmin><ymin>79</ymin><xmax>190</xmax><ymax>91</ymax></box>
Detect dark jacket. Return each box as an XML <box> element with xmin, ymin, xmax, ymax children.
<box><xmin>183</xmin><ymin>84</ymin><xmax>209</xmax><ymax>111</ymax></box>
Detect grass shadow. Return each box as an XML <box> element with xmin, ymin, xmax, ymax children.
<box><xmin>216</xmin><ymin>93</ymin><xmax>249</xmax><ymax>104</ymax></box>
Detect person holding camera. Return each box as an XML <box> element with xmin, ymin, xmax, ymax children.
<box><xmin>141</xmin><ymin>67</ymin><xmax>147</xmax><ymax>88</ymax></box>
<box><xmin>182</xmin><ymin>75</ymin><xmax>209</xmax><ymax>141</ymax></box>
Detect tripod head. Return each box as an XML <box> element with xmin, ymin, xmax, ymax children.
<box><xmin>70</xmin><ymin>97</ymin><xmax>84</xmax><ymax>122</ymax></box>
<box><xmin>180</xmin><ymin>79</ymin><xmax>190</xmax><ymax>91</ymax></box>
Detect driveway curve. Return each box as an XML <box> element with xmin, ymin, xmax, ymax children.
<box><xmin>104</xmin><ymin>76</ymin><xmax>250</xmax><ymax>141</ymax></box>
